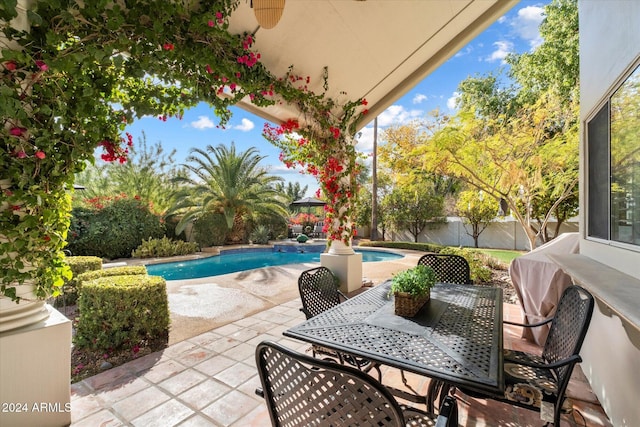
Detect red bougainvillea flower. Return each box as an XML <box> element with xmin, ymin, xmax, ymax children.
<box><xmin>35</xmin><ymin>60</ymin><xmax>48</xmax><ymax>71</ymax></box>
<box><xmin>35</xmin><ymin>151</ymin><xmax>46</xmax><ymax>159</ymax></box>
<box><xmin>16</xmin><ymin>151</ymin><xmax>27</xmax><ymax>158</ymax></box>
<box><xmin>4</xmin><ymin>61</ymin><xmax>17</xmax><ymax>71</ymax></box>
<box><xmin>10</xmin><ymin>127</ymin><xmax>25</xmax><ymax>136</ymax></box>
<box><xmin>205</xmin><ymin>64</ymin><xmax>213</xmax><ymax>74</ymax></box>
<box><xmin>163</xmin><ymin>43</ymin><xmax>174</xmax><ymax>51</ymax></box>
<box><xmin>361</xmin><ymin>99</ymin><xmax>368</xmax><ymax>106</ymax></box>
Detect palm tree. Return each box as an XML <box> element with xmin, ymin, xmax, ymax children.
<box><xmin>275</xmin><ymin>181</ymin><xmax>308</xmax><ymax>207</ymax></box>
<box><xmin>172</xmin><ymin>142</ymin><xmax>289</xmax><ymax>238</ymax></box>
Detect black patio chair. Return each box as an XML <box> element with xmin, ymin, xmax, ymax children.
<box><xmin>439</xmin><ymin>285</ymin><xmax>594</xmax><ymax>426</ymax></box>
<box><xmin>255</xmin><ymin>340</ymin><xmax>458</xmax><ymax>427</ymax></box>
<box><xmin>298</xmin><ymin>266</ymin><xmax>346</xmax><ymax>319</ymax></box>
<box><xmin>298</xmin><ymin>266</ymin><xmax>380</xmax><ymax>378</ymax></box>
<box><xmin>417</xmin><ymin>253</ymin><xmax>472</xmax><ymax>285</ymax></box>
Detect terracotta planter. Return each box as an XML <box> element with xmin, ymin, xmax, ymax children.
<box><xmin>394</xmin><ymin>290</ymin><xmax>430</xmax><ymax>317</ymax></box>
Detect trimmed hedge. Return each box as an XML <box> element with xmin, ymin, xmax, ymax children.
<box><xmin>76</xmin><ymin>265</ymin><xmax>148</xmax><ymax>289</ymax></box>
<box><xmin>75</xmin><ymin>274</ymin><xmax>169</xmax><ymax>351</ymax></box>
<box><xmin>358</xmin><ymin>241</ymin><xmax>444</xmax><ymax>253</ymax></box>
<box><xmin>60</xmin><ymin>256</ymin><xmax>102</xmax><ymax>305</ymax></box>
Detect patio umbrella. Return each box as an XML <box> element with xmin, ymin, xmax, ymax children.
<box><xmin>290</xmin><ymin>197</ymin><xmax>327</xmax><ymax>234</ymax></box>
<box><xmin>290</xmin><ymin>197</ymin><xmax>327</xmax><ymax>209</ymax></box>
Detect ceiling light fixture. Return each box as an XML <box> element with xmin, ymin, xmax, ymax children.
<box><xmin>251</xmin><ymin>0</ymin><xmax>286</xmax><ymax>30</ymax></box>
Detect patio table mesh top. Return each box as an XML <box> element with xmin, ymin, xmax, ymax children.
<box><xmin>285</xmin><ymin>282</ymin><xmax>503</xmax><ymax>394</ymax></box>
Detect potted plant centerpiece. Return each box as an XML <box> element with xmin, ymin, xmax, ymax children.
<box><xmin>390</xmin><ymin>265</ymin><xmax>437</xmax><ymax>317</ymax></box>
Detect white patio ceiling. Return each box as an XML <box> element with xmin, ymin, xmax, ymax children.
<box><xmin>227</xmin><ymin>0</ymin><xmax>519</xmax><ymax>130</ymax></box>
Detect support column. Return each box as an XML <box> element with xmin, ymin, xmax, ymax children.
<box><xmin>321</xmin><ymin>247</ymin><xmax>363</xmax><ymax>294</ymax></box>
<box><xmin>0</xmin><ymin>305</ymin><xmax>71</xmax><ymax>427</ymax></box>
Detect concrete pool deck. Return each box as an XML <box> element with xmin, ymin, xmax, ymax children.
<box><xmin>157</xmin><ymin>246</ymin><xmax>420</xmax><ymax>345</ymax></box>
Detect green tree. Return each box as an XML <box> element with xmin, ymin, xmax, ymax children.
<box><xmin>384</xmin><ymin>184</ymin><xmax>444</xmax><ymax>243</ymax></box>
<box><xmin>171</xmin><ymin>143</ymin><xmax>289</xmax><ymax>242</ymax></box>
<box><xmin>456</xmin><ymin>190</ymin><xmax>498</xmax><ymax>248</ymax></box>
<box><xmin>74</xmin><ymin>134</ymin><xmax>185</xmax><ymax>216</ymax></box>
<box><xmin>456</xmin><ymin>72</ymin><xmax>519</xmax><ymax>119</ymax></box>
<box><xmin>275</xmin><ymin>182</ymin><xmax>308</xmax><ymax>208</ymax></box>
<box><xmin>507</xmin><ymin>0</ymin><xmax>579</xmax><ymax>104</ymax></box>
<box><xmin>424</xmin><ymin>94</ymin><xmax>578</xmax><ymax>250</ymax></box>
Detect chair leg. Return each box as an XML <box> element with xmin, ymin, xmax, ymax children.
<box><xmin>426</xmin><ymin>379</ymin><xmax>454</xmax><ymax>413</ymax></box>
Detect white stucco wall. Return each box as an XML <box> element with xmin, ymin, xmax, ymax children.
<box><xmin>578</xmin><ymin>1</ymin><xmax>640</xmax><ymax>426</ymax></box>
<box><xmin>386</xmin><ymin>217</ymin><xmax>578</xmax><ymax>251</ymax></box>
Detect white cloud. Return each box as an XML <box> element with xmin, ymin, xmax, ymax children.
<box><xmin>412</xmin><ymin>93</ymin><xmax>428</xmax><ymax>104</ymax></box>
<box><xmin>454</xmin><ymin>45</ymin><xmax>474</xmax><ymax>58</ymax></box>
<box><xmin>355</xmin><ymin>126</ymin><xmax>376</xmax><ymax>153</ymax></box>
<box><xmin>190</xmin><ymin>116</ymin><xmax>215</xmax><ymax>130</ymax></box>
<box><xmin>512</xmin><ymin>5</ymin><xmax>545</xmax><ymax>49</ymax></box>
<box><xmin>376</xmin><ymin>105</ymin><xmax>423</xmax><ymax>127</ymax></box>
<box><xmin>233</xmin><ymin>118</ymin><xmax>255</xmax><ymax>132</ymax></box>
<box><xmin>447</xmin><ymin>92</ymin><xmax>461</xmax><ymax>110</ymax></box>
<box><xmin>487</xmin><ymin>40</ymin><xmax>514</xmax><ymax>63</ymax></box>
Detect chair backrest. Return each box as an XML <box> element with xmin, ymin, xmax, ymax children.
<box><xmin>298</xmin><ymin>266</ymin><xmax>341</xmax><ymax>319</ymax></box>
<box><xmin>542</xmin><ymin>285</ymin><xmax>594</xmax><ymax>387</ymax></box>
<box><xmin>256</xmin><ymin>341</ymin><xmax>406</xmax><ymax>427</ymax></box>
<box><xmin>417</xmin><ymin>253</ymin><xmax>472</xmax><ymax>284</ymax></box>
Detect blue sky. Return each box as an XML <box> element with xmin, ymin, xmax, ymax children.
<box><xmin>123</xmin><ymin>1</ymin><xmax>549</xmax><ymax>197</ymax></box>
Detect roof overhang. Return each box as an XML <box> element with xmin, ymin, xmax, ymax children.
<box><xmin>227</xmin><ymin>0</ymin><xmax>519</xmax><ymax>131</ymax></box>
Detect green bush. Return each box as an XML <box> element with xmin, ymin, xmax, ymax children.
<box><xmin>67</xmin><ymin>197</ymin><xmax>165</xmax><ymax>259</ymax></box>
<box><xmin>75</xmin><ymin>274</ymin><xmax>169</xmax><ymax>351</ymax></box>
<box><xmin>250</xmin><ymin>225</ymin><xmax>271</xmax><ymax>245</ymax></box>
<box><xmin>58</xmin><ymin>256</ymin><xmax>102</xmax><ymax>305</ymax></box>
<box><xmin>192</xmin><ymin>212</ymin><xmax>229</xmax><ymax>247</ymax></box>
<box><xmin>132</xmin><ymin>237</ymin><xmax>199</xmax><ymax>258</ymax></box>
<box><xmin>359</xmin><ymin>241</ymin><xmax>494</xmax><ymax>284</ymax></box>
<box><xmin>438</xmin><ymin>247</ymin><xmax>493</xmax><ymax>283</ymax></box>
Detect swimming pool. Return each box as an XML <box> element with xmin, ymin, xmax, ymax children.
<box><xmin>146</xmin><ymin>247</ymin><xmax>404</xmax><ymax>281</ymax></box>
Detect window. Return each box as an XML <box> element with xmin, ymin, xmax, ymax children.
<box><xmin>587</xmin><ymin>63</ymin><xmax>640</xmax><ymax>247</ymax></box>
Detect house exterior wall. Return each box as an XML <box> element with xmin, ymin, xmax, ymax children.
<box><xmin>578</xmin><ymin>1</ymin><xmax>640</xmax><ymax>425</ymax></box>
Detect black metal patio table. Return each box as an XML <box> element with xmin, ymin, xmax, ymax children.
<box><xmin>284</xmin><ymin>281</ymin><xmax>504</xmax><ymax>404</ymax></box>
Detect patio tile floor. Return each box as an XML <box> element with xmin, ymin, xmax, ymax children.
<box><xmin>70</xmin><ymin>299</ymin><xmax>613</xmax><ymax>427</ymax></box>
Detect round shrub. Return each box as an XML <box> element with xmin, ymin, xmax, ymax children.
<box><xmin>75</xmin><ymin>274</ymin><xmax>169</xmax><ymax>351</ymax></box>
<box><xmin>67</xmin><ymin>197</ymin><xmax>165</xmax><ymax>259</ymax></box>
<box><xmin>57</xmin><ymin>256</ymin><xmax>103</xmax><ymax>305</ymax></box>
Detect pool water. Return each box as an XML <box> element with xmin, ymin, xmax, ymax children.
<box><xmin>146</xmin><ymin>248</ymin><xmax>404</xmax><ymax>281</ymax></box>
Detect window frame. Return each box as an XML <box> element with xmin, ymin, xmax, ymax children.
<box><xmin>585</xmin><ymin>58</ymin><xmax>640</xmax><ymax>252</ymax></box>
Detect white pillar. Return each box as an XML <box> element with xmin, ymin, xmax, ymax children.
<box><xmin>0</xmin><ymin>305</ymin><xmax>71</xmax><ymax>427</ymax></box>
<box><xmin>321</xmin><ymin>243</ymin><xmax>363</xmax><ymax>294</ymax></box>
